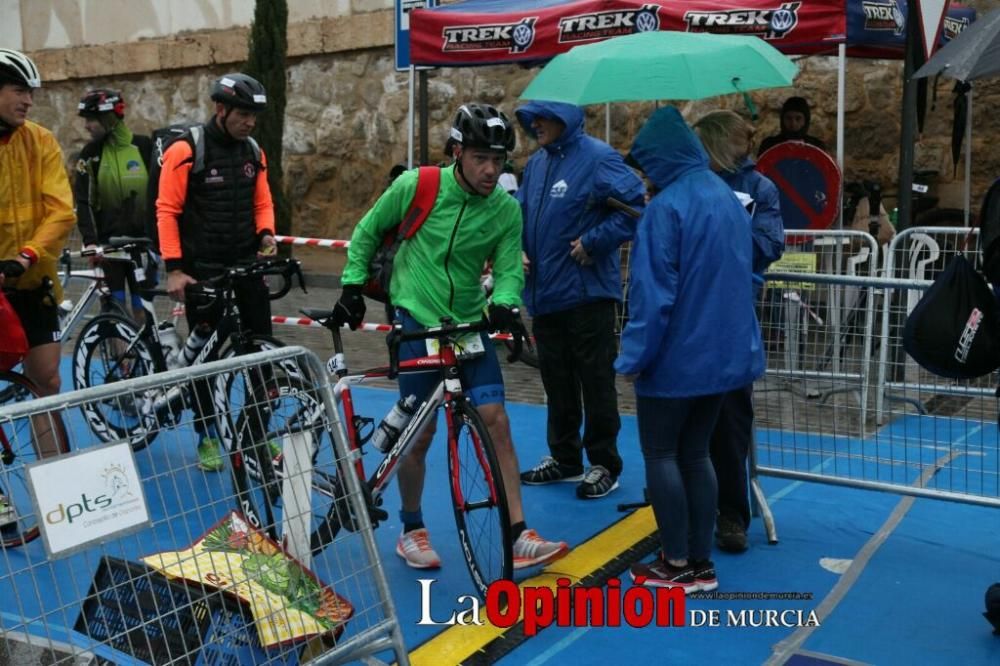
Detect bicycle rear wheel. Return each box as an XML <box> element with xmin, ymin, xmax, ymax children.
<box><xmin>73</xmin><ymin>314</ymin><xmax>159</xmax><ymax>451</ymax></box>
<box><xmin>0</xmin><ymin>371</ymin><xmax>70</xmax><ymax>547</ymax></box>
<box><xmin>447</xmin><ymin>399</ymin><xmax>512</xmax><ymax>598</ymax></box>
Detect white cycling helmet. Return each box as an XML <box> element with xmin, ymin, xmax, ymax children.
<box><xmin>0</xmin><ymin>49</ymin><xmax>41</xmax><ymax>89</ymax></box>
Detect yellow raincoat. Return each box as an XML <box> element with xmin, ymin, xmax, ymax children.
<box><xmin>0</xmin><ymin>120</ymin><xmax>75</xmax><ymax>300</ymax></box>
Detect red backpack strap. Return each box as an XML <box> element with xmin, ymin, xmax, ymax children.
<box><xmin>398</xmin><ymin>166</ymin><xmax>441</xmax><ymax>240</ymax></box>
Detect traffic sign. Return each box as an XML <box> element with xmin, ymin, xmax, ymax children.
<box><xmin>757</xmin><ymin>142</ymin><xmax>842</xmax><ymax>243</ymax></box>
<box><xmin>396</xmin><ymin>0</ymin><xmax>438</xmax><ymax>71</ymax></box>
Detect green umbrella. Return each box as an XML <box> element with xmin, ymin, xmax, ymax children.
<box><xmin>520</xmin><ymin>30</ymin><xmax>798</xmax><ymax>106</ymax></box>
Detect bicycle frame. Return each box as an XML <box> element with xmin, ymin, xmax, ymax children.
<box><xmin>329</xmin><ymin>325</ymin><xmax>501</xmax><ymax>517</ymax></box>
<box><xmin>59</xmin><ymin>245</ymin><xmax>148</xmax><ymax>338</ymax></box>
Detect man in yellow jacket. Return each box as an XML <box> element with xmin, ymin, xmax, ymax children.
<box><xmin>0</xmin><ymin>49</ymin><xmax>76</xmax><ymax>397</ymax></box>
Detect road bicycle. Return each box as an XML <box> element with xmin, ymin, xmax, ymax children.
<box><xmin>233</xmin><ymin>309</ymin><xmax>527</xmax><ymax>598</ymax></box>
<box><xmin>57</xmin><ymin>236</ymin><xmax>167</xmax><ymax>341</ymax></box>
<box><xmin>0</xmin><ymin>264</ymin><xmax>70</xmax><ymax>547</ymax></box>
<box><xmin>71</xmin><ymin>257</ymin><xmax>305</xmax><ymax>451</ymax></box>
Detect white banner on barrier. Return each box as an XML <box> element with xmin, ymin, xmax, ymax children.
<box><xmin>28</xmin><ymin>441</ymin><xmax>151</xmax><ymax>558</ymax></box>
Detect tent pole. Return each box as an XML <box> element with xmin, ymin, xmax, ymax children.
<box><xmin>836</xmin><ymin>43</ymin><xmax>846</xmax><ymax>175</ymax></box>
<box><xmin>605</xmin><ymin>103</ymin><xmax>611</xmax><ymax>143</ymax></box>
<box><xmin>965</xmin><ymin>87</ymin><xmax>972</xmax><ymax>226</ymax></box>
<box><xmin>407</xmin><ymin>65</ymin><xmax>415</xmax><ymax>169</ymax></box>
<box><xmin>419</xmin><ymin>69</ymin><xmax>429</xmax><ymax>166</ymax></box>
<box><xmin>837</xmin><ymin>43</ymin><xmax>846</xmax><ymax>229</ymax></box>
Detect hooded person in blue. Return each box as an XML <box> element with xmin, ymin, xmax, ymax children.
<box><xmin>514</xmin><ymin>100</ymin><xmax>646</xmax><ymax>500</ymax></box>
<box><xmin>618</xmin><ymin>106</ymin><xmax>764</xmax><ymax>593</ymax></box>
<box><xmin>694</xmin><ymin>109</ymin><xmax>783</xmax><ymax>553</ymax></box>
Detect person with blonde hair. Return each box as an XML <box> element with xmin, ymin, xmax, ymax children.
<box><xmin>693</xmin><ymin>109</ymin><xmax>784</xmax><ymax>553</ymax></box>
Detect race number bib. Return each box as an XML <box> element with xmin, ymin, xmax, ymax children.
<box><xmin>426</xmin><ymin>332</ymin><xmax>485</xmax><ymax>359</ymax></box>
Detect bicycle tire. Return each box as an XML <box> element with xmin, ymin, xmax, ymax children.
<box><xmin>0</xmin><ymin>370</ymin><xmax>70</xmax><ymax>547</ymax></box>
<box><xmin>222</xmin><ymin>373</ymin><xmax>343</xmax><ymax>552</ymax></box>
<box><xmin>73</xmin><ymin>314</ymin><xmax>159</xmax><ymax>451</ymax></box>
<box><xmin>447</xmin><ymin>399</ymin><xmax>513</xmax><ymax>598</ymax></box>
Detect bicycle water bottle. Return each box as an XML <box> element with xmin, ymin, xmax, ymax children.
<box><xmin>370</xmin><ymin>394</ymin><xmax>418</xmax><ymax>453</ymax></box>
<box><xmin>157</xmin><ymin>322</ymin><xmax>182</xmax><ymax>369</ymax></box>
<box><xmin>178</xmin><ymin>325</ymin><xmax>210</xmax><ymax>367</ymax></box>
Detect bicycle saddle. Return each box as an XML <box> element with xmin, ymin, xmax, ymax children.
<box><xmin>300</xmin><ymin>307</ymin><xmax>335</xmax><ymax>322</ymax></box>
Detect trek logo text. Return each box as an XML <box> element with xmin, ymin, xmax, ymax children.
<box><xmin>684</xmin><ymin>2</ymin><xmax>801</xmax><ymax>40</ymax></box>
<box><xmin>558</xmin><ymin>4</ymin><xmax>661</xmax><ymax>44</ymax></box>
<box><xmin>442</xmin><ymin>18</ymin><xmax>537</xmax><ymax>54</ymax></box>
<box><xmin>943</xmin><ymin>16</ymin><xmax>970</xmax><ymax>41</ymax></box>
<box><xmin>862</xmin><ymin>0</ymin><xmax>906</xmax><ymax>35</ymax></box>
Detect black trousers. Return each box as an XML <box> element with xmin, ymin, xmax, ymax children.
<box><xmin>532</xmin><ymin>299</ymin><xmax>622</xmax><ymax>477</ymax></box>
<box><xmin>186</xmin><ymin>274</ymin><xmax>273</xmax><ymax>435</ymax></box>
<box><xmin>708</xmin><ymin>383</ymin><xmax>753</xmax><ymax>528</ymax></box>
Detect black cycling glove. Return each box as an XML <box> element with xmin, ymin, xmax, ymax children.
<box><xmin>487</xmin><ymin>303</ymin><xmax>517</xmax><ymax>333</ymax></box>
<box><xmin>333</xmin><ymin>284</ymin><xmax>366</xmax><ymax>330</ymax></box>
<box><xmin>0</xmin><ymin>260</ymin><xmax>25</xmax><ymax>278</ymax></box>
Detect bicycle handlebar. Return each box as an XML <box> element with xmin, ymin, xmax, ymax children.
<box><xmin>304</xmin><ymin>307</ymin><xmax>528</xmax><ymax>380</ymax></box>
<box><xmin>191</xmin><ymin>258</ymin><xmax>306</xmax><ymax>300</ymax></box>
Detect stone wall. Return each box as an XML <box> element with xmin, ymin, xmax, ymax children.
<box><xmin>23</xmin><ymin>2</ymin><xmax>1000</xmax><ymax>241</ymax></box>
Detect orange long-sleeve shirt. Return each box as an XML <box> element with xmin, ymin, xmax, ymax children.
<box><xmin>156</xmin><ymin>137</ymin><xmax>274</xmax><ymax>266</ymax></box>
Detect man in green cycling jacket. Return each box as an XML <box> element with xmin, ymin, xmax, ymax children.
<box><xmin>334</xmin><ymin>103</ymin><xmax>568</xmax><ymax>572</ymax></box>
<box><xmin>74</xmin><ymin>88</ymin><xmax>154</xmax><ymax>319</ymax></box>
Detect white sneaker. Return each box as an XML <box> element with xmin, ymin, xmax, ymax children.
<box><xmin>396</xmin><ymin>528</ymin><xmax>442</xmax><ymax>569</ymax></box>
<box><xmin>512</xmin><ymin>528</ymin><xmax>568</xmax><ymax>570</ymax></box>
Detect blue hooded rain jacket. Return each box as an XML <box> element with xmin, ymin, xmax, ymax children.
<box><xmin>614</xmin><ymin>107</ymin><xmax>764</xmax><ymax>398</ymax></box>
<box><xmin>719</xmin><ymin>157</ymin><xmax>785</xmax><ymax>295</ymax></box>
<box><xmin>515</xmin><ymin>101</ymin><xmax>646</xmax><ymax>317</ymax></box>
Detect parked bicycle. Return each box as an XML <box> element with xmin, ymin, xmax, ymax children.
<box><xmin>71</xmin><ymin>257</ymin><xmax>304</xmax><ymax>451</ymax></box>
<box><xmin>233</xmin><ymin>308</ymin><xmax>527</xmax><ymax>598</ymax></box>
<box><xmin>0</xmin><ymin>262</ymin><xmax>70</xmax><ymax>548</ymax></box>
<box><xmin>58</xmin><ymin>236</ymin><xmax>159</xmax><ymax>340</ymax></box>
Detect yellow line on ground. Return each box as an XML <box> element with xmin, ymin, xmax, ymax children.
<box><xmin>407</xmin><ymin>507</ymin><xmax>657</xmax><ymax>666</ymax></box>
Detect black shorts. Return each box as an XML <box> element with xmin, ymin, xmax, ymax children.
<box><xmin>7</xmin><ymin>283</ymin><xmax>61</xmax><ymax>347</ymax></box>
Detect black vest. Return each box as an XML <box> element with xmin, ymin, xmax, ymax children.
<box><xmin>179</xmin><ymin>121</ymin><xmax>263</xmax><ymax>268</ymax></box>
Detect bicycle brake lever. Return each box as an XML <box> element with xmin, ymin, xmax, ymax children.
<box><xmin>386</xmin><ymin>323</ymin><xmax>402</xmax><ymax>380</ymax></box>
<box><xmin>294</xmin><ymin>261</ymin><xmax>307</xmax><ymax>293</ymax></box>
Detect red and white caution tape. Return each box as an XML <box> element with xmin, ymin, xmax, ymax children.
<box><xmin>274</xmin><ymin>235</ymin><xmax>350</xmax><ymax>249</ymax></box>
<box><xmin>271</xmin><ymin>316</ymin><xmax>392</xmax><ymax>332</ymax></box>
<box><xmin>270</xmin><ymin>315</ymin><xmax>521</xmax><ymax>341</ymax></box>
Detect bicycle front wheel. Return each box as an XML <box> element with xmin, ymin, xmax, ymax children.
<box><xmin>0</xmin><ymin>371</ymin><xmax>70</xmax><ymax>547</ymax></box>
<box><xmin>447</xmin><ymin>399</ymin><xmax>512</xmax><ymax>598</ymax></box>
<box><xmin>73</xmin><ymin>314</ymin><xmax>159</xmax><ymax>451</ymax></box>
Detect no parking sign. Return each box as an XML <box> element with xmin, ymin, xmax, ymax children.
<box><xmin>757</xmin><ymin>142</ymin><xmax>842</xmax><ymax>243</ymax></box>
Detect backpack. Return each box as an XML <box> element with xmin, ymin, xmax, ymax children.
<box><xmin>979</xmin><ymin>178</ymin><xmax>1000</xmax><ymax>285</ymax></box>
<box><xmin>363</xmin><ymin>166</ymin><xmax>441</xmax><ymax>303</ymax></box>
<box><xmin>145</xmin><ymin>123</ymin><xmax>262</xmax><ymax>253</ymax></box>
<box><xmin>903</xmin><ymin>253</ymin><xmax>1000</xmax><ymax>379</ymax></box>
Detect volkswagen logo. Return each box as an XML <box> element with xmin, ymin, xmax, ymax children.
<box><xmin>635</xmin><ymin>10</ymin><xmax>659</xmax><ymax>32</ymax></box>
<box><xmin>770</xmin><ymin>9</ymin><xmax>795</xmax><ymax>33</ymax></box>
<box><xmin>512</xmin><ymin>21</ymin><xmax>534</xmax><ymax>51</ymax></box>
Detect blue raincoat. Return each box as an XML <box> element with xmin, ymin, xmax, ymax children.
<box><xmin>718</xmin><ymin>157</ymin><xmax>785</xmax><ymax>293</ymax></box>
<box><xmin>515</xmin><ymin>101</ymin><xmax>646</xmax><ymax>317</ymax></box>
<box><xmin>614</xmin><ymin>107</ymin><xmax>764</xmax><ymax>398</ymax></box>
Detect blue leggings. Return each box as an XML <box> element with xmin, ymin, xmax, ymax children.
<box><xmin>636</xmin><ymin>394</ymin><xmax>724</xmax><ymax>562</ymax></box>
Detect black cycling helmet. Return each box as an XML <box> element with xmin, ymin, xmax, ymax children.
<box><xmin>0</xmin><ymin>48</ymin><xmax>41</xmax><ymax>89</ymax></box>
<box><xmin>450</xmin><ymin>103</ymin><xmax>515</xmax><ymax>153</ymax></box>
<box><xmin>210</xmin><ymin>73</ymin><xmax>267</xmax><ymax>112</ymax></box>
<box><xmin>78</xmin><ymin>88</ymin><xmax>125</xmax><ymax>118</ymax></box>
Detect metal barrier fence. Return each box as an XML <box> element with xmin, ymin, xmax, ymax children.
<box><xmin>0</xmin><ymin>346</ymin><xmax>408</xmax><ymax>665</ymax></box>
<box><xmin>875</xmin><ymin>226</ymin><xmax>986</xmax><ymax>423</ymax></box>
<box><xmin>759</xmin><ymin>229</ymin><xmax>881</xmax><ymax>434</ymax></box>
<box><xmin>756</xmin><ymin>267</ymin><xmax>1000</xmax><ymax>509</ymax></box>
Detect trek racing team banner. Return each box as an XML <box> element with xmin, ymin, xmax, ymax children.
<box><xmin>409</xmin><ymin>0</ymin><xmax>975</xmax><ymax>66</ymax></box>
